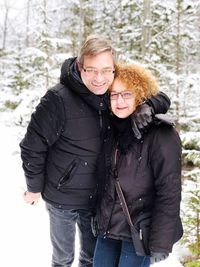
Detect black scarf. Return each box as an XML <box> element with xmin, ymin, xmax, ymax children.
<box><xmin>112</xmin><ymin>116</ymin><xmax>135</xmax><ymax>154</ymax></box>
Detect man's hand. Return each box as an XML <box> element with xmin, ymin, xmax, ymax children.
<box><xmin>23</xmin><ymin>191</ymin><xmax>41</xmax><ymax>205</ymax></box>
<box><xmin>150</xmin><ymin>252</ymin><xmax>169</xmax><ymax>264</ymax></box>
<box><xmin>131</xmin><ymin>103</ymin><xmax>154</xmax><ymax>139</ymax></box>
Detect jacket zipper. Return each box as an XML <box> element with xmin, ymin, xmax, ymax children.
<box><xmin>57</xmin><ymin>160</ymin><xmax>77</xmax><ymax>190</ymax></box>
<box><xmin>99</xmin><ymin>110</ymin><xmax>102</xmax><ymax>129</ymax></box>
<box><xmin>104</xmin><ymin>145</ymin><xmax>119</xmax><ymax>237</ymax></box>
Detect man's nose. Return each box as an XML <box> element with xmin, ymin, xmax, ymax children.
<box><xmin>94</xmin><ymin>72</ymin><xmax>105</xmax><ymax>82</ymax></box>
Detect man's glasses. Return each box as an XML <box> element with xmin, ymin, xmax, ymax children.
<box><xmin>110</xmin><ymin>91</ymin><xmax>134</xmax><ymax>100</ymax></box>
<box><xmin>82</xmin><ymin>67</ymin><xmax>115</xmax><ymax>77</ymax></box>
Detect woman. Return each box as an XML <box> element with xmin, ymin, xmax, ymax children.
<box><xmin>93</xmin><ymin>63</ymin><xmax>183</xmax><ymax>267</ymax></box>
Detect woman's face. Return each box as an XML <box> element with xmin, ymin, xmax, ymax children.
<box><xmin>110</xmin><ymin>78</ymin><xmax>136</xmax><ymax>118</ymax></box>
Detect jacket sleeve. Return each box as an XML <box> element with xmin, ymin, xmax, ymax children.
<box><xmin>149</xmin><ymin>125</ymin><xmax>182</xmax><ymax>253</ymax></box>
<box><xmin>19</xmin><ymin>89</ymin><xmax>65</xmax><ymax>193</ymax></box>
<box><xmin>146</xmin><ymin>91</ymin><xmax>171</xmax><ymax>114</ymax></box>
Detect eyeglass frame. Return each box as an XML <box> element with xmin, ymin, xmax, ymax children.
<box><xmin>110</xmin><ymin>90</ymin><xmax>134</xmax><ymax>100</ymax></box>
<box><xmin>82</xmin><ymin>67</ymin><xmax>115</xmax><ymax>76</ymax></box>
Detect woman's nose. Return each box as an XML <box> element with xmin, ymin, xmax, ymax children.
<box><xmin>116</xmin><ymin>93</ymin><xmax>125</xmax><ymax>103</ymax></box>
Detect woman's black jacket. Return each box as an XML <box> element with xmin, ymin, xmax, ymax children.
<box><xmin>96</xmin><ymin>117</ymin><xmax>183</xmax><ymax>254</ymax></box>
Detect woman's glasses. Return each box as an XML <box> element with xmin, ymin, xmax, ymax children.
<box><xmin>110</xmin><ymin>91</ymin><xmax>133</xmax><ymax>100</ymax></box>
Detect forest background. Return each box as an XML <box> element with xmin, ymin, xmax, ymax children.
<box><xmin>0</xmin><ymin>0</ymin><xmax>199</xmax><ymax>266</ymax></box>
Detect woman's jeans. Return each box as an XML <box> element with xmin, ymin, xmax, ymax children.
<box><xmin>46</xmin><ymin>203</ymin><xmax>96</xmax><ymax>267</ymax></box>
<box><xmin>93</xmin><ymin>236</ymin><xmax>150</xmax><ymax>267</ymax></box>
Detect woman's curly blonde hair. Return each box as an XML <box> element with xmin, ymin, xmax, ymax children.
<box><xmin>110</xmin><ymin>63</ymin><xmax>159</xmax><ymax>107</ymax></box>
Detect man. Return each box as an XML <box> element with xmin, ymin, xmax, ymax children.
<box><xmin>20</xmin><ymin>34</ymin><xmax>170</xmax><ymax>267</ymax></box>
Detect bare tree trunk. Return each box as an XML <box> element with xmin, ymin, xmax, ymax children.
<box><xmin>78</xmin><ymin>0</ymin><xmax>84</xmax><ymax>52</ymax></box>
<box><xmin>2</xmin><ymin>3</ymin><xmax>9</xmax><ymax>50</ymax></box>
<box><xmin>175</xmin><ymin>0</ymin><xmax>181</xmax><ymax>131</ymax></box>
<box><xmin>141</xmin><ymin>0</ymin><xmax>151</xmax><ymax>60</ymax></box>
<box><xmin>197</xmin><ymin>210</ymin><xmax>200</xmax><ymax>258</ymax></box>
<box><xmin>197</xmin><ymin>6</ymin><xmax>200</xmax><ymax>74</ymax></box>
<box><xmin>43</xmin><ymin>0</ymin><xmax>47</xmax><ymax>35</ymax></box>
<box><xmin>25</xmin><ymin>0</ymin><xmax>31</xmax><ymax>47</ymax></box>
<box><xmin>43</xmin><ymin>0</ymin><xmax>49</xmax><ymax>89</ymax></box>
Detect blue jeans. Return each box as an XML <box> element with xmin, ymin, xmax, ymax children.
<box><xmin>46</xmin><ymin>203</ymin><xmax>96</xmax><ymax>267</ymax></box>
<box><xmin>93</xmin><ymin>236</ymin><xmax>150</xmax><ymax>267</ymax></box>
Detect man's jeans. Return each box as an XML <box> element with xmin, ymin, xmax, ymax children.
<box><xmin>93</xmin><ymin>236</ymin><xmax>150</xmax><ymax>267</ymax></box>
<box><xmin>46</xmin><ymin>203</ymin><xmax>96</xmax><ymax>267</ymax></box>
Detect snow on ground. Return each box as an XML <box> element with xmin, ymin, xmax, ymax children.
<box><xmin>0</xmin><ymin>118</ymin><xmax>184</xmax><ymax>267</ymax></box>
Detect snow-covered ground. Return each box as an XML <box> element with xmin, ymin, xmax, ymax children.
<box><xmin>0</xmin><ymin>116</ymin><xmax>185</xmax><ymax>267</ymax></box>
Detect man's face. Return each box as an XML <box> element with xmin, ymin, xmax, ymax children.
<box><xmin>80</xmin><ymin>51</ymin><xmax>115</xmax><ymax>95</ymax></box>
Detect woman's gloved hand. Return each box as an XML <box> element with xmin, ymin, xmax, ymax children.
<box><xmin>131</xmin><ymin>103</ymin><xmax>154</xmax><ymax>139</ymax></box>
<box><xmin>150</xmin><ymin>252</ymin><xmax>169</xmax><ymax>264</ymax></box>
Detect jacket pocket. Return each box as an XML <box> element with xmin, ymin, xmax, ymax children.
<box><xmin>135</xmin><ymin>212</ymin><xmax>152</xmax><ymax>255</ymax></box>
<box><xmin>57</xmin><ymin>158</ymin><xmax>79</xmax><ymax>190</ymax></box>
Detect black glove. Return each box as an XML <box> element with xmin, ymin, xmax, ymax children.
<box><xmin>131</xmin><ymin>103</ymin><xmax>154</xmax><ymax>139</ymax></box>
<box><xmin>150</xmin><ymin>252</ymin><xmax>169</xmax><ymax>264</ymax></box>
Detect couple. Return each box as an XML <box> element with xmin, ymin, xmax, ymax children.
<box><xmin>20</xmin><ymin>34</ymin><xmax>183</xmax><ymax>267</ymax></box>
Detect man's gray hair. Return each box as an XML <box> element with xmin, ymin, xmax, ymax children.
<box><xmin>78</xmin><ymin>34</ymin><xmax>117</xmax><ymax>66</ymax></box>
